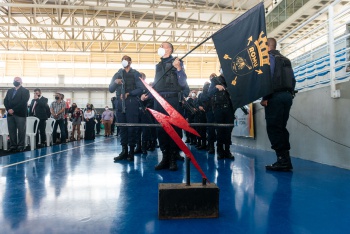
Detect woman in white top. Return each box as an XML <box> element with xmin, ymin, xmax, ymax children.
<box><xmin>84</xmin><ymin>103</ymin><xmax>95</xmax><ymax>140</ymax></box>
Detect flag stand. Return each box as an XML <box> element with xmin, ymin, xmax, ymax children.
<box><xmin>158</xmin><ymin>157</ymin><xmax>219</xmax><ymax>219</ymax></box>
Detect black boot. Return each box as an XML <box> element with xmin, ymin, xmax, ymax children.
<box><xmin>224</xmin><ymin>144</ymin><xmax>235</xmax><ymax>159</ymax></box>
<box><xmin>169</xmin><ymin>151</ymin><xmax>178</xmax><ymax>171</ymax></box>
<box><xmin>266</xmin><ymin>151</ymin><xmax>293</xmax><ymax>171</ymax></box>
<box><xmin>141</xmin><ymin>141</ymin><xmax>148</xmax><ymax>154</ymax></box>
<box><xmin>147</xmin><ymin>140</ymin><xmax>155</xmax><ymax>151</ymax></box>
<box><xmin>206</xmin><ymin>143</ymin><xmax>210</xmax><ymax>151</ymax></box>
<box><xmin>208</xmin><ymin>142</ymin><xmax>215</xmax><ymax>154</ymax></box>
<box><xmin>190</xmin><ymin>138</ymin><xmax>197</xmax><ymax>145</ymax></box>
<box><xmin>217</xmin><ymin>143</ymin><xmax>225</xmax><ymax>159</ymax></box>
<box><xmin>134</xmin><ymin>142</ymin><xmax>142</xmax><ymax>154</ymax></box>
<box><xmin>198</xmin><ymin>139</ymin><xmax>207</xmax><ymax>150</ymax></box>
<box><xmin>127</xmin><ymin>146</ymin><xmax>135</xmax><ymax>161</ymax></box>
<box><xmin>114</xmin><ymin>145</ymin><xmax>128</xmax><ymax>161</ymax></box>
<box><xmin>195</xmin><ymin>139</ymin><xmax>202</xmax><ymax>149</ymax></box>
<box><xmin>175</xmin><ymin>151</ymin><xmax>185</xmax><ymax>161</ymax></box>
<box><xmin>155</xmin><ymin>150</ymin><xmax>170</xmax><ymax>170</ymax></box>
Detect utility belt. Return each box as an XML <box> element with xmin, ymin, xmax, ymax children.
<box><xmin>116</xmin><ymin>94</ymin><xmax>136</xmax><ymax>99</ymax></box>
<box><xmin>160</xmin><ymin>93</ymin><xmax>178</xmax><ymax>98</ymax></box>
<box><xmin>214</xmin><ymin>103</ymin><xmax>232</xmax><ymax>109</ymax></box>
<box><xmin>274</xmin><ymin>88</ymin><xmax>293</xmax><ymax>94</ymax></box>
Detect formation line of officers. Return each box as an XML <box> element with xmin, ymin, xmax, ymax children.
<box><xmin>109</xmin><ymin>42</ymin><xmax>236</xmax><ymax>172</ymax></box>
<box><xmin>109</xmin><ymin>38</ymin><xmax>295</xmax><ymax>173</ymax></box>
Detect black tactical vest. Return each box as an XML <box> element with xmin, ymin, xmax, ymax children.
<box><xmin>270</xmin><ymin>50</ymin><xmax>296</xmax><ymax>92</ymax></box>
<box><xmin>124</xmin><ymin>70</ymin><xmax>136</xmax><ymax>93</ymax></box>
<box><xmin>200</xmin><ymin>83</ymin><xmax>212</xmax><ymax>111</ymax></box>
<box><xmin>212</xmin><ymin>76</ymin><xmax>231</xmax><ymax>105</ymax></box>
<box><xmin>154</xmin><ymin>58</ymin><xmax>182</xmax><ymax>93</ymax></box>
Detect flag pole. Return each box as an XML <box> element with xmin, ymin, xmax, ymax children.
<box><xmin>148</xmin><ymin>2</ymin><xmax>263</xmax><ymax>94</ymax></box>
<box><xmin>179</xmin><ymin>37</ymin><xmax>213</xmax><ymax>60</ymax></box>
<box><xmin>148</xmin><ymin>36</ymin><xmax>214</xmax><ymax>94</ymax></box>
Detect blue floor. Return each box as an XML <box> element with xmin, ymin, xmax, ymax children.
<box><xmin>1</xmin><ymin>136</ymin><xmax>350</xmax><ymax>234</ymax></box>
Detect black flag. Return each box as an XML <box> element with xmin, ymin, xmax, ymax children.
<box><xmin>212</xmin><ymin>2</ymin><xmax>272</xmax><ymax>109</ymax></box>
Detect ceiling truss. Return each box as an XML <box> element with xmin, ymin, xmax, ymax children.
<box><xmin>0</xmin><ymin>0</ymin><xmax>252</xmax><ymax>54</ymax></box>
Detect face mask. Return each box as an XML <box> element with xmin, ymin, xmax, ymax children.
<box><xmin>191</xmin><ymin>93</ymin><xmax>196</xmax><ymax>98</ymax></box>
<box><xmin>37</xmin><ymin>95</ymin><xmax>41</xmax><ymax>97</ymax></box>
<box><xmin>158</xmin><ymin>47</ymin><xmax>165</xmax><ymax>57</ymax></box>
<box><xmin>72</xmin><ymin>105</ymin><xmax>76</xmax><ymax>108</ymax></box>
<box><xmin>105</xmin><ymin>108</ymin><xmax>109</xmax><ymax>110</ymax></box>
<box><xmin>121</xmin><ymin>60</ymin><xmax>129</xmax><ymax>68</ymax></box>
<box><xmin>13</xmin><ymin>81</ymin><xmax>20</xmax><ymax>87</ymax></box>
<box><xmin>219</xmin><ymin>68</ymin><xmax>223</xmax><ymax>74</ymax></box>
<box><xmin>55</xmin><ymin>96</ymin><xmax>59</xmax><ymax>100</ymax></box>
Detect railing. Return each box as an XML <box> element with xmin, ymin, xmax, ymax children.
<box><xmin>278</xmin><ymin>0</ymin><xmax>350</xmax><ymax>95</ymax></box>
<box><xmin>294</xmin><ymin>48</ymin><xmax>350</xmax><ymax>91</ymax></box>
<box><xmin>266</xmin><ymin>0</ymin><xmax>311</xmax><ymax>33</ymax></box>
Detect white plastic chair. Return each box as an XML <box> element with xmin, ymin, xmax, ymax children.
<box><xmin>80</xmin><ymin>122</ymin><xmax>86</xmax><ymax>139</ymax></box>
<box><xmin>26</xmin><ymin>116</ymin><xmax>39</xmax><ymax>150</ymax></box>
<box><xmin>0</xmin><ymin>118</ymin><xmax>9</xmax><ymax>150</ymax></box>
<box><xmin>45</xmin><ymin>118</ymin><xmax>56</xmax><ymax>146</ymax></box>
<box><xmin>67</xmin><ymin>121</ymin><xmax>73</xmax><ymax>139</ymax></box>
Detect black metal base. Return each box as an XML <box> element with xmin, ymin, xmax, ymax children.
<box><xmin>158</xmin><ymin>183</ymin><xmax>219</xmax><ymax>219</ymax></box>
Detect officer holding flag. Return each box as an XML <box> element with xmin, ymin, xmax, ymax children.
<box><xmin>141</xmin><ymin>42</ymin><xmax>188</xmax><ymax>171</ymax></box>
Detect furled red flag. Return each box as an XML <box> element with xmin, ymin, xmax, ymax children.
<box><xmin>212</xmin><ymin>2</ymin><xmax>273</xmax><ymax>109</ymax></box>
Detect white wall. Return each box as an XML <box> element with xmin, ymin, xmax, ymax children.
<box><xmin>234</xmin><ymin>80</ymin><xmax>350</xmax><ymax>169</ymax></box>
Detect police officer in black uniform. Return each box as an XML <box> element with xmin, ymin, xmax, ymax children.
<box><xmin>111</xmin><ymin>97</ymin><xmax>119</xmax><ymax>136</ymax></box>
<box><xmin>200</xmin><ymin>80</ymin><xmax>216</xmax><ymax>154</ymax></box>
<box><xmin>144</xmin><ymin>82</ymin><xmax>157</xmax><ymax>152</ymax></box>
<box><xmin>261</xmin><ymin>38</ymin><xmax>295</xmax><ymax>171</ymax></box>
<box><xmin>109</xmin><ymin>55</ymin><xmax>143</xmax><ymax>162</ymax></box>
<box><xmin>208</xmin><ymin>70</ymin><xmax>235</xmax><ymax>159</ymax></box>
<box><xmin>186</xmin><ymin>91</ymin><xmax>198</xmax><ymax>146</ymax></box>
<box><xmin>194</xmin><ymin>91</ymin><xmax>207</xmax><ymax>150</ymax></box>
<box><xmin>137</xmin><ymin>72</ymin><xmax>155</xmax><ymax>154</ymax></box>
<box><xmin>141</xmin><ymin>42</ymin><xmax>188</xmax><ymax>171</ymax></box>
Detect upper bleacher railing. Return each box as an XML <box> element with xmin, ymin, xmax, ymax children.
<box><xmin>278</xmin><ymin>0</ymin><xmax>350</xmax><ymax>95</ymax></box>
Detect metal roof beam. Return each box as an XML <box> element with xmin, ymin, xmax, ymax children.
<box><xmin>0</xmin><ymin>3</ymin><xmax>241</xmax><ymax>14</ymax></box>
<box><xmin>0</xmin><ymin>22</ymin><xmax>220</xmax><ymax>32</ymax></box>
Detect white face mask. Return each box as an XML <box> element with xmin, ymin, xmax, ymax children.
<box><xmin>105</xmin><ymin>108</ymin><xmax>109</xmax><ymax>110</ymax></box>
<box><xmin>121</xmin><ymin>60</ymin><xmax>129</xmax><ymax>68</ymax></box>
<box><xmin>219</xmin><ymin>68</ymin><xmax>223</xmax><ymax>74</ymax></box>
<box><xmin>191</xmin><ymin>93</ymin><xmax>196</xmax><ymax>98</ymax></box>
<box><xmin>158</xmin><ymin>47</ymin><xmax>165</xmax><ymax>57</ymax></box>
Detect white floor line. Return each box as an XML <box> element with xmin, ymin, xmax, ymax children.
<box><xmin>1</xmin><ymin>138</ymin><xmax>113</xmax><ymax>169</ymax></box>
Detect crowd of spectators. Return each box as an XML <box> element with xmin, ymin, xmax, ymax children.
<box><xmin>0</xmin><ymin>77</ymin><xmax>118</xmax><ymax>152</ymax></box>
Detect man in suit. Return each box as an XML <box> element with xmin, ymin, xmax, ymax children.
<box><xmin>29</xmin><ymin>88</ymin><xmax>48</xmax><ymax>148</ymax></box>
<box><xmin>4</xmin><ymin>77</ymin><xmax>30</xmax><ymax>152</ymax></box>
